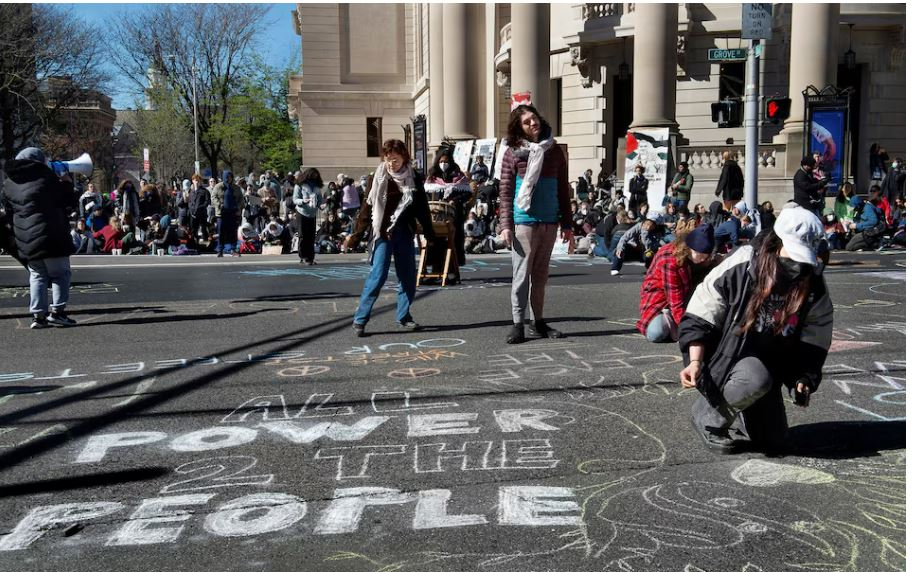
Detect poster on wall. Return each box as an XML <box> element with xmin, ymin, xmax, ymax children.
<box><xmin>472</xmin><ymin>138</ymin><xmax>498</xmax><ymax>179</ymax></box>
<box><xmin>412</xmin><ymin>115</ymin><xmax>427</xmax><ymax>174</ymax></box>
<box><xmin>623</xmin><ymin>128</ymin><xmax>669</xmax><ymax>211</ymax></box>
<box><xmin>807</xmin><ymin>108</ymin><xmax>846</xmax><ymax>197</ymax></box>
<box><xmin>452</xmin><ymin>140</ymin><xmax>475</xmax><ymax>174</ymax></box>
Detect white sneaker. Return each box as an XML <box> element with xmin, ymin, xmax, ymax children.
<box><xmin>610</xmin><ymin>270</ymin><xmax>620</xmax><ymax>276</ymax></box>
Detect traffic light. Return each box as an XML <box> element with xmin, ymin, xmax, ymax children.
<box><xmin>764</xmin><ymin>97</ymin><xmax>791</xmax><ymax>124</ymax></box>
<box><xmin>710</xmin><ymin>100</ymin><xmax>742</xmax><ymax>128</ymax></box>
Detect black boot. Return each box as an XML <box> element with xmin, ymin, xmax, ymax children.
<box><xmin>528</xmin><ymin>319</ymin><xmax>565</xmax><ymax>339</ymax></box>
<box><xmin>505</xmin><ymin>322</ymin><xmax>525</xmax><ymax>344</ymax></box>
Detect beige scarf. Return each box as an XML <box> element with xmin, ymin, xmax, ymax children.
<box><xmin>513</xmin><ymin>137</ymin><xmax>555</xmax><ymax>212</ymax></box>
<box><xmin>367</xmin><ymin>162</ymin><xmax>415</xmax><ymax>240</ymax></box>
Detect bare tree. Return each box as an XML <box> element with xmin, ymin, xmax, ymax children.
<box><xmin>0</xmin><ymin>4</ymin><xmax>109</xmax><ymax>160</ymax></box>
<box><xmin>107</xmin><ymin>4</ymin><xmax>269</xmax><ymax>176</ymax></box>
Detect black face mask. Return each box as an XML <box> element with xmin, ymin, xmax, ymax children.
<box><xmin>777</xmin><ymin>257</ymin><xmax>813</xmax><ymax>283</ymax></box>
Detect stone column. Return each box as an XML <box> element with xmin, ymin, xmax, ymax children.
<box><xmin>510</xmin><ymin>4</ymin><xmax>549</xmax><ymax>111</ymax></box>
<box><xmin>429</xmin><ymin>4</ymin><xmax>445</xmax><ymax>147</ymax></box>
<box><xmin>443</xmin><ymin>4</ymin><xmax>474</xmax><ymax>138</ymax></box>
<box><xmin>484</xmin><ymin>3</ymin><xmax>497</xmax><ymax>138</ymax></box>
<box><xmin>782</xmin><ymin>3</ymin><xmax>840</xmax><ymax>131</ymax></box>
<box><xmin>629</xmin><ymin>3</ymin><xmax>679</xmax><ymax>131</ymax></box>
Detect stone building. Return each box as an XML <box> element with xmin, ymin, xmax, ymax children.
<box><xmin>288</xmin><ymin>3</ymin><xmax>906</xmax><ymax>206</ymax></box>
<box><xmin>42</xmin><ymin>77</ymin><xmax>117</xmax><ymax>194</ymax></box>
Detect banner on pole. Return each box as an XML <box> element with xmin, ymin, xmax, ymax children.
<box><xmin>624</xmin><ymin>129</ymin><xmax>670</xmax><ymax>211</ymax></box>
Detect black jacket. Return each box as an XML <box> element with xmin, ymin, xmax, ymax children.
<box><xmin>1</xmin><ymin>159</ymin><xmax>77</xmax><ymax>262</ymax></box>
<box><xmin>678</xmin><ymin>233</ymin><xmax>833</xmax><ymax>408</ymax></box>
<box><xmin>715</xmin><ymin>160</ymin><xmax>744</xmax><ymax>201</ymax></box>
<box><xmin>188</xmin><ymin>185</ymin><xmax>211</xmax><ymax>217</ymax></box>
<box><xmin>793</xmin><ymin>168</ymin><xmax>828</xmax><ymax>211</ymax></box>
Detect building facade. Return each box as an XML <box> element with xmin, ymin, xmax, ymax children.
<box><xmin>42</xmin><ymin>77</ymin><xmax>117</xmax><ymax>194</ymax></box>
<box><xmin>288</xmin><ymin>3</ymin><xmax>906</xmax><ymax>206</ymax></box>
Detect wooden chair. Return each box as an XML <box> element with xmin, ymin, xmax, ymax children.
<box><xmin>417</xmin><ymin>201</ymin><xmax>461</xmax><ymax>286</ymax></box>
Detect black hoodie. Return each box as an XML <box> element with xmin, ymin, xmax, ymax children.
<box><xmin>1</xmin><ymin>159</ymin><xmax>77</xmax><ymax>261</ymax></box>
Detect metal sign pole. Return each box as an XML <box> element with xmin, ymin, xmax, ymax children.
<box><xmin>744</xmin><ymin>38</ymin><xmax>760</xmax><ymax>212</ymax></box>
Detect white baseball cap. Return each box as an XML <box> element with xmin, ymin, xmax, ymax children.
<box><xmin>646</xmin><ymin>211</ymin><xmax>663</xmax><ymax>223</ymax></box>
<box><xmin>774</xmin><ymin>202</ymin><xmax>824</xmax><ymax>265</ymax></box>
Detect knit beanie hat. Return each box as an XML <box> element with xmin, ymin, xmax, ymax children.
<box><xmin>15</xmin><ymin>147</ymin><xmax>46</xmax><ymax>163</ymax></box>
<box><xmin>685</xmin><ymin>223</ymin><xmax>715</xmax><ymax>254</ymax></box>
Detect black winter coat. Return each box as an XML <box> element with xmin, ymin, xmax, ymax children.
<box><xmin>715</xmin><ymin>160</ymin><xmax>744</xmax><ymax>201</ymax></box>
<box><xmin>188</xmin><ymin>185</ymin><xmax>211</xmax><ymax>217</ymax></box>
<box><xmin>1</xmin><ymin>159</ymin><xmax>76</xmax><ymax>262</ymax></box>
<box><xmin>792</xmin><ymin>168</ymin><xmax>828</xmax><ymax>211</ymax></box>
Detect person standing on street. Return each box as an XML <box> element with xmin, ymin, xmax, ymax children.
<box><xmin>214</xmin><ymin>170</ymin><xmax>244</xmax><ymax>257</ymax></box>
<box><xmin>715</xmin><ymin>150</ymin><xmax>744</xmax><ymax>211</ymax></box>
<box><xmin>293</xmin><ymin>168</ymin><xmax>324</xmax><ymax>264</ymax></box>
<box><xmin>343</xmin><ymin>139</ymin><xmax>435</xmax><ymax>337</ymax></box>
<box><xmin>498</xmin><ymin>104</ymin><xmax>575</xmax><ymax>343</ymax></box>
<box><xmin>188</xmin><ymin>173</ymin><xmax>211</xmax><ymax>241</ymax></box>
<box><xmin>1</xmin><ymin>147</ymin><xmax>78</xmax><ymax>328</ymax></box>
<box><xmin>793</xmin><ymin>155</ymin><xmax>830</xmax><ymax>213</ymax></box>
<box><xmin>627</xmin><ymin>165</ymin><xmax>649</xmax><ymax>215</ymax></box>
<box><xmin>669</xmin><ymin>161</ymin><xmax>694</xmax><ymax>211</ymax></box>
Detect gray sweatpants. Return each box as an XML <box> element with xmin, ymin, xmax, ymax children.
<box><xmin>510</xmin><ymin>223</ymin><xmax>558</xmax><ymax>324</ymax></box>
<box><xmin>692</xmin><ymin>356</ymin><xmax>788</xmax><ymax>448</ymax></box>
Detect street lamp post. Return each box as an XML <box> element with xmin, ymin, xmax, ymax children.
<box><xmin>191</xmin><ymin>59</ymin><xmax>200</xmax><ymax>175</ymax></box>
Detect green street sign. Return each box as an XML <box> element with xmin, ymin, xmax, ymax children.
<box><xmin>708</xmin><ymin>48</ymin><xmax>748</xmax><ymax>61</ymax></box>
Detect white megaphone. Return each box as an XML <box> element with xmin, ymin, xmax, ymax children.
<box><xmin>49</xmin><ymin>153</ymin><xmax>93</xmax><ymax>178</ymax></box>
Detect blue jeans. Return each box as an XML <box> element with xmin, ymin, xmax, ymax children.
<box><xmin>28</xmin><ymin>257</ymin><xmax>71</xmax><ymax>316</ymax></box>
<box><xmin>644</xmin><ymin>312</ymin><xmax>673</xmax><ymax>343</ymax></box>
<box><xmin>672</xmin><ymin>198</ymin><xmax>688</xmax><ymax>211</ymax></box>
<box><xmin>609</xmin><ymin>244</ymin><xmax>650</xmax><ymax>272</ymax></box>
<box><xmin>354</xmin><ymin>227</ymin><xmax>417</xmax><ymax>326</ymax></box>
<box><xmin>592</xmin><ymin>239</ymin><xmax>612</xmax><ymax>262</ymax></box>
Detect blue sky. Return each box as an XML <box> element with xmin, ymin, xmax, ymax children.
<box><xmin>65</xmin><ymin>3</ymin><xmax>300</xmax><ymax>110</ymax></box>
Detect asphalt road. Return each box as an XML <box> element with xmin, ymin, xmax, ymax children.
<box><xmin>0</xmin><ymin>248</ymin><xmax>906</xmax><ymax>571</ymax></box>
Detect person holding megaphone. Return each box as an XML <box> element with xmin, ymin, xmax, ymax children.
<box><xmin>1</xmin><ymin>147</ymin><xmax>87</xmax><ymax>328</ymax></box>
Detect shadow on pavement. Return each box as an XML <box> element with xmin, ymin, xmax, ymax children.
<box><xmin>417</xmin><ymin>316</ymin><xmax>605</xmax><ymax>334</ymax></box>
<box><xmin>230</xmin><ymin>292</ymin><xmax>358</xmax><ymax>304</ymax></box>
<box><xmin>0</xmin><ymin>292</ymin><xmax>432</xmax><ymax>471</ymax></box>
<box><xmin>0</xmin><ymin>467</ymin><xmax>170</xmax><ymax>497</ymax></box>
<box><xmin>0</xmin><ymin>385</ymin><xmax>61</xmax><ymax>397</ymax></box>
<box><xmin>77</xmin><ymin>308</ymin><xmax>287</xmax><ymax>327</ymax></box>
<box><xmin>787</xmin><ymin>420</ymin><xmax>905</xmax><ymax>459</ymax></box>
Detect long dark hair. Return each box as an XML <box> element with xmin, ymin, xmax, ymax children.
<box><xmin>428</xmin><ymin>147</ymin><xmax>460</xmax><ymax>180</ymax></box>
<box><xmin>739</xmin><ymin>230</ymin><xmax>811</xmax><ymax>334</ymax></box>
<box><xmin>302</xmin><ymin>168</ymin><xmax>323</xmax><ymax>188</ymax></box>
<box><xmin>506</xmin><ymin>104</ymin><xmax>551</xmax><ymax>148</ymax></box>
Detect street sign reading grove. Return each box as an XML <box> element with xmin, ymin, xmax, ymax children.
<box><xmin>708</xmin><ymin>48</ymin><xmax>748</xmax><ymax>61</ymax></box>
<box><xmin>741</xmin><ymin>3</ymin><xmax>773</xmax><ymax>40</ymax></box>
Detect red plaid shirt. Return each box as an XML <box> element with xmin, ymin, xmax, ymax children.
<box><xmin>636</xmin><ymin>242</ymin><xmax>694</xmax><ymax>335</ymax></box>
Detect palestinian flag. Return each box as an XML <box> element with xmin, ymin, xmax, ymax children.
<box><xmin>625</xmin><ymin>130</ymin><xmax>669</xmax><ymax>163</ymax></box>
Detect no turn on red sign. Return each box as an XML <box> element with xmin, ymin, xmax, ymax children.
<box><xmin>741</xmin><ymin>3</ymin><xmax>772</xmax><ymax>40</ymax></box>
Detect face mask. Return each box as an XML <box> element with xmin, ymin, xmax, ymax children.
<box><xmin>778</xmin><ymin>256</ymin><xmax>813</xmax><ymax>282</ymax></box>
<box><xmin>826</xmin><ymin>215</ymin><xmax>835</xmax><ymax>222</ymax></box>
<box><xmin>892</xmin><ymin>162</ymin><xmax>898</xmax><ymax>169</ymax></box>
<box><xmin>439</xmin><ymin>162</ymin><xmax>449</xmax><ymax>172</ymax></box>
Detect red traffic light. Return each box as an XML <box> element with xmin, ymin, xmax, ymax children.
<box><xmin>764</xmin><ymin>97</ymin><xmax>791</xmax><ymax>123</ymax></box>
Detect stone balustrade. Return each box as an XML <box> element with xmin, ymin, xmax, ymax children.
<box><xmin>679</xmin><ymin>145</ymin><xmax>784</xmax><ymax>175</ymax></box>
<box><xmin>581</xmin><ymin>3</ymin><xmax>620</xmax><ymax>21</ymax></box>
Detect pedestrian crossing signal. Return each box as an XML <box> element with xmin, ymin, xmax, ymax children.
<box><xmin>764</xmin><ymin>97</ymin><xmax>791</xmax><ymax>124</ymax></box>
<box><xmin>710</xmin><ymin>100</ymin><xmax>742</xmax><ymax>128</ymax></box>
